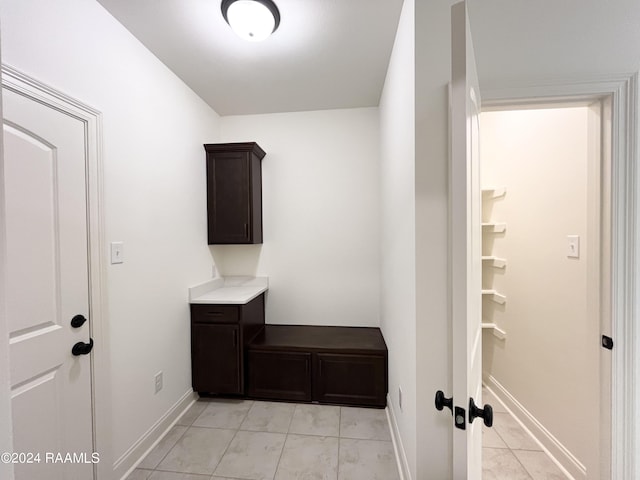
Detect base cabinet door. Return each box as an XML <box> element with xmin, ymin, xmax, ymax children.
<box><xmin>314</xmin><ymin>353</ymin><xmax>387</xmax><ymax>407</ymax></box>
<box><xmin>192</xmin><ymin>323</ymin><xmax>241</xmax><ymax>394</ymax></box>
<box><xmin>247</xmin><ymin>350</ymin><xmax>312</xmax><ymax>402</ymax></box>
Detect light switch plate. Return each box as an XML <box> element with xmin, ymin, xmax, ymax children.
<box><xmin>567</xmin><ymin>235</ymin><xmax>580</xmax><ymax>258</ymax></box>
<box><xmin>111</xmin><ymin>242</ymin><xmax>124</xmax><ymax>264</ymax></box>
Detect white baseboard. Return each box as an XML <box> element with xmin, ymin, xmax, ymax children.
<box><xmin>386</xmin><ymin>394</ymin><xmax>412</xmax><ymax>480</ymax></box>
<box><xmin>484</xmin><ymin>375</ymin><xmax>584</xmax><ymax>480</ymax></box>
<box><xmin>113</xmin><ymin>389</ymin><xmax>198</xmax><ymax>480</ymax></box>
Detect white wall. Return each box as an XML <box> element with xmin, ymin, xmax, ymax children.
<box><xmin>0</xmin><ymin>0</ymin><xmax>221</xmax><ymax>475</ymax></box>
<box><xmin>378</xmin><ymin>0</ymin><xmax>417</xmax><ymax>477</ymax></box>
<box><xmin>480</xmin><ymin>107</ymin><xmax>596</xmax><ymax>472</ymax></box>
<box><xmin>218</xmin><ymin>108</ymin><xmax>381</xmax><ymax>327</ymax></box>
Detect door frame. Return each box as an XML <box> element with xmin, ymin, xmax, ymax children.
<box><xmin>1</xmin><ymin>65</ymin><xmax>112</xmax><ymax>479</ymax></box>
<box><xmin>481</xmin><ymin>74</ymin><xmax>639</xmax><ymax>480</ymax></box>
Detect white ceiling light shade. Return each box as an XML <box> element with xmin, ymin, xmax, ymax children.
<box><xmin>221</xmin><ymin>0</ymin><xmax>281</xmax><ymax>42</ymax></box>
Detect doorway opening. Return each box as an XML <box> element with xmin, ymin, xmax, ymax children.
<box><xmin>478</xmin><ymin>98</ymin><xmax>612</xmax><ymax>480</ymax></box>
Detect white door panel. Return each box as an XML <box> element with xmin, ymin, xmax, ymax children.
<box><xmin>11</xmin><ymin>367</ymin><xmax>66</xmax><ymax>479</ymax></box>
<box><xmin>4</xmin><ymin>84</ymin><xmax>94</xmax><ymax>480</ymax></box>
<box><xmin>4</xmin><ymin>124</ymin><xmax>59</xmax><ymax>336</ymax></box>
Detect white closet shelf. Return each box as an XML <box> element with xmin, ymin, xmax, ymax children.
<box><xmin>482</xmin><ymin>289</ymin><xmax>506</xmax><ymax>304</ymax></box>
<box><xmin>481</xmin><ymin>186</ymin><xmax>506</xmax><ymax>198</ymax></box>
<box><xmin>482</xmin><ymin>322</ymin><xmax>507</xmax><ymax>340</ymax></box>
<box><xmin>482</xmin><ymin>256</ymin><xmax>507</xmax><ymax>268</ymax></box>
<box><xmin>482</xmin><ymin>222</ymin><xmax>506</xmax><ymax>233</ymax></box>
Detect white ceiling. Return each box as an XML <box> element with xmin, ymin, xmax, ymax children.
<box><xmin>467</xmin><ymin>0</ymin><xmax>640</xmax><ymax>90</ymax></box>
<box><xmin>97</xmin><ymin>0</ymin><xmax>403</xmax><ymax>116</ymax></box>
<box><xmin>97</xmin><ymin>0</ymin><xmax>640</xmax><ymax>116</ymax></box>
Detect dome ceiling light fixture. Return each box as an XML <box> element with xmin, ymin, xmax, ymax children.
<box><xmin>221</xmin><ymin>0</ymin><xmax>281</xmax><ymax>42</ymax></box>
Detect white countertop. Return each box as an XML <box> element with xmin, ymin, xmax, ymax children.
<box><xmin>189</xmin><ymin>276</ymin><xmax>268</xmax><ymax>305</ymax></box>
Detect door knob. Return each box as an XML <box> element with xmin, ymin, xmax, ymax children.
<box><xmin>70</xmin><ymin>314</ymin><xmax>87</xmax><ymax>328</ymax></box>
<box><xmin>469</xmin><ymin>397</ymin><xmax>493</xmax><ymax>427</ymax></box>
<box><xmin>435</xmin><ymin>390</ymin><xmax>453</xmax><ymax>414</ymax></box>
<box><xmin>72</xmin><ymin>338</ymin><xmax>94</xmax><ymax>356</ymax></box>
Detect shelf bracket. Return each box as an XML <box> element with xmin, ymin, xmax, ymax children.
<box><xmin>482</xmin><ymin>289</ymin><xmax>507</xmax><ymax>304</ymax></box>
<box><xmin>481</xmin><ymin>186</ymin><xmax>506</xmax><ymax>198</ymax></box>
<box><xmin>481</xmin><ymin>322</ymin><xmax>507</xmax><ymax>340</ymax></box>
<box><xmin>482</xmin><ymin>223</ymin><xmax>506</xmax><ymax>233</ymax></box>
<box><xmin>482</xmin><ymin>256</ymin><xmax>507</xmax><ymax>268</ymax></box>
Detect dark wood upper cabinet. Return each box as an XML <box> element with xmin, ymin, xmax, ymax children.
<box><xmin>204</xmin><ymin>142</ymin><xmax>265</xmax><ymax>244</ymax></box>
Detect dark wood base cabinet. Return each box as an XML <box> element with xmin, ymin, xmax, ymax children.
<box><xmin>247</xmin><ymin>325</ymin><xmax>388</xmax><ymax>408</ymax></box>
<box><xmin>191</xmin><ymin>310</ymin><xmax>389</xmax><ymax>407</ymax></box>
<box><xmin>190</xmin><ymin>294</ymin><xmax>265</xmax><ymax>395</ymax></box>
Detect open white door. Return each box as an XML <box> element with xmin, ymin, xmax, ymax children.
<box><xmin>450</xmin><ymin>2</ymin><xmax>491</xmax><ymax>478</ymax></box>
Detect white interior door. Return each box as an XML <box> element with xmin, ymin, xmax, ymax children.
<box><xmin>450</xmin><ymin>2</ymin><xmax>486</xmax><ymax>478</ymax></box>
<box><xmin>3</xmin><ymin>84</ymin><xmax>95</xmax><ymax>480</ymax></box>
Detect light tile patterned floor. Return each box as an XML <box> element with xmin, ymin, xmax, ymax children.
<box><xmin>482</xmin><ymin>388</ymin><xmax>571</xmax><ymax>480</ymax></box>
<box><xmin>127</xmin><ymin>398</ymin><xmax>399</xmax><ymax>480</ymax></box>
<box><xmin>128</xmin><ymin>393</ymin><xmax>570</xmax><ymax>480</ymax></box>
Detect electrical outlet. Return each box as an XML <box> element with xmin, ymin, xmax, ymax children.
<box><xmin>154</xmin><ymin>371</ymin><xmax>163</xmax><ymax>394</ymax></box>
<box><xmin>399</xmin><ymin>386</ymin><xmax>403</xmax><ymax>411</ymax></box>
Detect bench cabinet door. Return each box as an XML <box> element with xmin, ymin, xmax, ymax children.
<box><xmin>314</xmin><ymin>353</ymin><xmax>387</xmax><ymax>407</ymax></box>
<box><xmin>247</xmin><ymin>350</ymin><xmax>312</xmax><ymax>402</ymax></box>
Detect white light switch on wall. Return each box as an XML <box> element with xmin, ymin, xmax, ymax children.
<box><xmin>567</xmin><ymin>235</ymin><xmax>580</xmax><ymax>258</ymax></box>
<box><xmin>111</xmin><ymin>241</ymin><xmax>124</xmax><ymax>264</ymax></box>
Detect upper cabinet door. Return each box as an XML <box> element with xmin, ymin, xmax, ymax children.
<box><xmin>205</xmin><ymin>142</ymin><xmax>265</xmax><ymax>244</ymax></box>
<box><xmin>450</xmin><ymin>1</ymin><xmax>485</xmax><ymax>479</ymax></box>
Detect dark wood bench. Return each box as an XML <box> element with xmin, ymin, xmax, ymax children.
<box><xmin>247</xmin><ymin>325</ymin><xmax>388</xmax><ymax>408</ymax></box>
